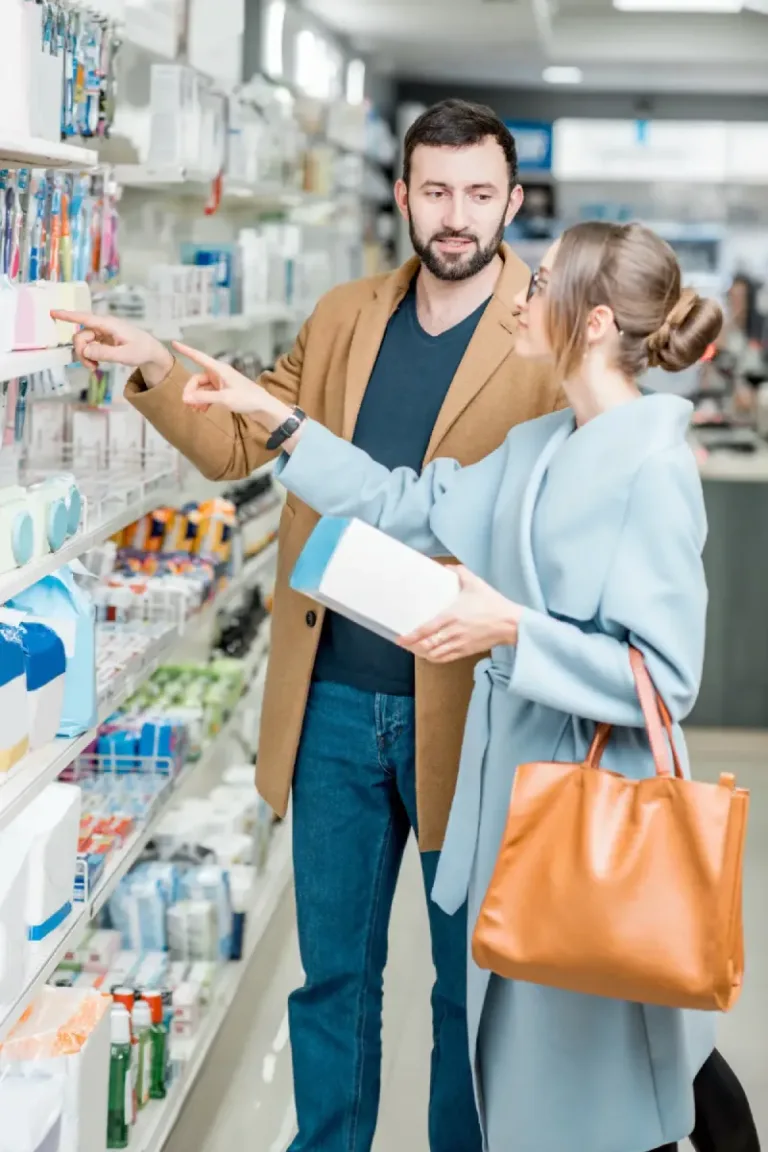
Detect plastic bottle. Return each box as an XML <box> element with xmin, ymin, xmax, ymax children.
<box><xmin>132</xmin><ymin>999</ymin><xmax>153</xmax><ymax>1110</ymax></box>
<box><xmin>112</xmin><ymin>987</ymin><xmax>137</xmax><ymax>1122</ymax></box>
<box><xmin>143</xmin><ymin>990</ymin><xmax>168</xmax><ymax>1100</ymax></box>
<box><xmin>107</xmin><ymin>1006</ymin><xmax>132</xmax><ymax>1150</ymax></box>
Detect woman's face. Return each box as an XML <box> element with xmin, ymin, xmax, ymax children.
<box><xmin>514</xmin><ymin>240</ymin><xmax>559</xmax><ymax>359</ymax></box>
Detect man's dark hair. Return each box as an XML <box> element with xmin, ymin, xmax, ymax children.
<box><xmin>402</xmin><ymin>99</ymin><xmax>518</xmax><ymax>189</ymax></box>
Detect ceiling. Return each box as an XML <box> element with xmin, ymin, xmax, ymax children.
<box><xmin>302</xmin><ymin>0</ymin><xmax>768</xmax><ymax>93</ymax></box>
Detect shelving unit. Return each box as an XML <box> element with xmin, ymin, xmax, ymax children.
<box><xmin>0</xmin><ymin>488</ymin><xmax>176</xmax><ymax>605</ymax></box>
<box><xmin>0</xmin><ymin>135</ymin><xmax>98</xmax><ymax>170</ymax></box>
<box><xmin>0</xmin><ymin>622</ymin><xmax>180</xmax><ymax>837</ymax></box>
<box><xmin>130</xmin><ymin>826</ymin><xmax>293</xmax><ymax>1152</ymax></box>
<box><xmin>113</xmin><ymin>165</ymin><xmax>315</xmax><ymax>210</ymax></box>
<box><xmin>88</xmin><ymin>623</ymin><xmax>271</xmax><ymax>920</ymax></box>
<box><xmin>142</xmin><ymin>306</ymin><xmax>301</xmax><ymax>342</ymax></box>
<box><xmin>0</xmin><ymin>583</ymin><xmax>276</xmax><ymax>1044</ymax></box>
<box><xmin>0</xmin><ymin>346</ymin><xmax>74</xmax><ymax>382</ymax></box>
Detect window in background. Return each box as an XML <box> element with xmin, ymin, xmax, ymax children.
<box><xmin>295</xmin><ymin>28</ymin><xmax>342</xmax><ymax>100</ymax></box>
<box><xmin>263</xmin><ymin>0</ymin><xmax>286</xmax><ymax>78</ymax></box>
<box><xmin>346</xmin><ymin>59</ymin><xmax>366</xmax><ymax>106</ymax></box>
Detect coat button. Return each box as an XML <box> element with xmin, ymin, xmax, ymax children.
<box><xmin>305</xmin><ymin>610</ymin><xmax>317</xmax><ymax>628</ymax></box>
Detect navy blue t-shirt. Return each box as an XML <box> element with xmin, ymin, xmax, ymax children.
<box><xmin>312</xmin><ymin>283</ymin><xmax>490</xmax><ymax>696</ymax></box>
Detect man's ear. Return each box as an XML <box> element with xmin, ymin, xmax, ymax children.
<box><xmin>394</xmin><ymin>178</ymin><xmax>409</xmax><ymax>222</ymax></box>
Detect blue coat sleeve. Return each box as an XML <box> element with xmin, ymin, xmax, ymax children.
<box><xmin>509</xmin><ymin>447</ymin><xmax>707</xmax><ymax>725</ymax></box>
<box><xmin>274</xmin><ymin>419</ymin><xmax>506</xmax><ymax>569</ymax></box>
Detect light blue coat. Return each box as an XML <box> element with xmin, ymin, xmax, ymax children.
<box><xmin>274</xmin><ymin>393</ymin><xmax>715</xmax><ymax>1152</ymax></box>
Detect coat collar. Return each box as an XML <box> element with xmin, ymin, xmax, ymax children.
<box><xmin>517</xmin><ymin>394</ymin><xmax>694</xmax><ymax>616</ymax></box>
<box><xmin>342</xmin><ymin>244</ymin><xmax>535</xmax><ymax>448</ymax></box>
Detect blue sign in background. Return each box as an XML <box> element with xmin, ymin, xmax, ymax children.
<box><xmin>504</xmin><ymin>120</ymin><xmax>553</xmax><ymax>175</ymax></box>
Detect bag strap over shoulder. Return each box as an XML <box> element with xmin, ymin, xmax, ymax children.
<box><xmin>585</xmin><ymin>648</ymin><xmax>684</xmax><ymax>780</ymax></box>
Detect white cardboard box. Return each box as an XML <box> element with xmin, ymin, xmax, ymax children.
<box><xmin>290</xmin><ymin>518</ymin><xmax>460</xmax><ymax>641</ymax></box>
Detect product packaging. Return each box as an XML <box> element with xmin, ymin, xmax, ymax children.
<box><xmin>290</xmin><ymin>517</ymin><xmax>461</xmax><ymax>643</ymax></box>
<box><xmin>12</xmin><ymin>782</ymin><xmax>82</xmax><ymax>948</ymax></box>
<box><xmin>0</xmin><ymin>826</ymin><xmax>30</xmax><ymax>1017</ymax></box>
<box><xmin>0</xmin><ymin>986</ymin><xmax>111</xmax><ymax>1152</ymax></box>
<box><xmin>0</xmin><ymin>618</ymin><xmax>66</xmax><ymax>749</ymax></box>
<box><xmin>8</xmin><ymin>566</ymin><xmax>97</xmax><ymax>737</ymax></box>
<box><xmin>0</xmin><ymin>624</ymin><xmax>30</xmax><ymax>771</ymax></box>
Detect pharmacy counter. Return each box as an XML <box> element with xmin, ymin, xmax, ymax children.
<box><xmin>690</xmin><ymin>433</ymin><xmax>768</xmax><ymax>728</ymax></box>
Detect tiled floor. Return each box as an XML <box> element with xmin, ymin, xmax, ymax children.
<box><xmin>166</xmin><ymin>729</ymin><xmax>768</xmax><ymax>1152</ymax></box>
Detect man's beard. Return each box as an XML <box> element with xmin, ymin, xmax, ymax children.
<box><xmin>409</xmin><ymin>211</ymin><xmax>507</xmax><ymax>282</ymax></box>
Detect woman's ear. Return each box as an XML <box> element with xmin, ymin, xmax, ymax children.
<box><xmin>586</xmin><ymin>304</ymin><xmax>616</xmax><ymax>346</ymax></box>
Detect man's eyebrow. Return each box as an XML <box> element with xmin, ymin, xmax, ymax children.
<box><xmin>419</xmin><ymin>181</ymin><xmax>500</xmax><ymax>192</ymax></box>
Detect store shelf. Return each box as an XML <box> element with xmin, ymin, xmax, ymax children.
<box><xmin>0</xmin><ymin>135</ymin><xmax>98</xmax><ymax>170</ymax></box>
<box><xmin>0</xmin><ymin>904</ymin><xmax>91</xmax><ymax>1042</ymax></box>
<box><xmin>89</xmin><ymin>626</ymin><xmax>271</xmax><ymax>918</ymax></box>
<box><xmin>0</xmin><ymin>488</ymin><xmax>175</xmax><ymax>606</ymax></box>
<box><xmin>140</xmin><ymin>306</ymin><xmax>301</xmax><ymax>341</ymax></box>
<box><xmin>0</xmin><ymin>623</ymin><xmax>179</xmax><ymax>838</ymax></box>
<box><xmin>114</xmin><ymin>165</ymin><xmax>313</xmax><ymax>210</ymax></box>
<box><xmin>0</xmin><ymin>621</ymin><xmax>273</xmax><ymax>1043</ymax></box>
<box><xmin>0</xmin><ymin>346</ymin><xmax>74</xmax><ymax>382</ymax></box>
<box><xmin>129</xmin><ymin>826</ymin><xmax>293</xmax><ymax>1152</ymax></box>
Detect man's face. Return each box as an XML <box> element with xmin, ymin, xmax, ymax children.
<box><xmin>395</xmin><ymin>137</ymin><xmax>523</xmax><ymax>282</ymax></box>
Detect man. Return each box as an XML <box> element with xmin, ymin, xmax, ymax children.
<box><xmin>58</xmin><ymin>100</ymin><xmax>562</xmax><ymax>1151</ymax></box>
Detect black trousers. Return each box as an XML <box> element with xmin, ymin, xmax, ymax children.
<box><xmin>691</xmin><ymin>1048</ymin><xmax>760</xmax><ymax>1152</ymax></box>
<box><xmin>646</xmin><ymin>1046</ymin><xmax>760</xmax><ymax>1152</ymax></box>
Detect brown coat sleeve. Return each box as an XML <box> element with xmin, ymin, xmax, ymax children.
<box><xmin>124</xmin><ymin>320</ymin><xmax>307</xmax><ymax>482</ymax></box>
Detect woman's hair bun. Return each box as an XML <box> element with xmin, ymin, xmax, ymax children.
<box><xmin>646</xmin><ymin>287</ymin><xmax>723</xmax><ymax>373</ymax></box>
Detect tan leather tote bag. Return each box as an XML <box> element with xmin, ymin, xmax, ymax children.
<box><xmin>473</xmin><ymin>649</ymin><xmax>748</xmax><ymax>1011</ymax></box>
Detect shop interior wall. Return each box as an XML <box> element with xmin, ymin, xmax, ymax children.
<box><xmin>395</xmin><ymin>80</ymin><xmax>768</xmax><ymax>124</ymax></box>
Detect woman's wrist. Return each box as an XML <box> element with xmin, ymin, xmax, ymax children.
<box><xmin>494</xmin><ymin>599</ymin><xmax>522</xmax><ymax>647</ymax></box>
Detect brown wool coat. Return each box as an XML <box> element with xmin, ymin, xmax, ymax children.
<box><xmin>125</xmin><ymin>243</ymin><xmax>564</xmax><ymax>851</ymax></box>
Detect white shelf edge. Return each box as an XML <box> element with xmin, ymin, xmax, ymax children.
<box><xmin>114</xmin><ymin>165</ymin><xmax>309</xmax><ymax>204</ymax></box>
<box><xmin>0</xmin><ymin>346</ymin><xmax>74</xmax><ymax>382</ymax></box>
<box><xmin>130</xmin><ymin>828</ymin><xmax>293</xmax><ymax>1152</ymax></box>
<box><xmin>0</xmin><ymin>624</ymin><xmax>273</xmax><ymax>1041</ymax></box>
<box><xmin>0</xmin><ymin>136</ymin><xmax>98</xmax><ymax>171</ymax></box>
<box><xmin>0</xmin><ymin>487</ymin><xmax>176</xmax><ymax>606</ymax></box>
<box><xmin>138</xmin><ymin>307</ymin><xmax>300</xmax><ymax>341</ymax></box>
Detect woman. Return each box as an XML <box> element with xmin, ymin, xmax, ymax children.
<box><xmin>706</xmin><ymin>273</ymin><xmax>767</xmax><ymax>409</ymax></box>
<box><xmin>175</xmin><ymin>222</ymin><xmax>754</xmax><ymax>1152</ymax></box>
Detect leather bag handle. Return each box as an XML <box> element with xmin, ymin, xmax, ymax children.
<box><xmin>585</xmin><ymin>647</ymin><xmax>684</xmax><ymax>779</ymax></box>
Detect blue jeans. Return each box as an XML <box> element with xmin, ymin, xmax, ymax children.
<box><xmin>288</xmin><ymin>680</ymin><xmax>481</xmax><ymax>1152</ymax></box>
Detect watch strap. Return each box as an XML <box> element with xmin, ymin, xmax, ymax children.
<box><xmin>266</xmin><ymin>406</ymin><xmax>306</xmax><ymax>451</ymax></box>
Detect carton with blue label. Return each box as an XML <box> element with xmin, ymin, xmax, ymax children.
<box><xmin>290</xmin><ymin>517</ymin><xmax>459</xmax><ymax>642</ymax></box>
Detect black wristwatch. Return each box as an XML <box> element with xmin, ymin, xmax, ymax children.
<box><xmin>266</xmin><ymin>406</ymin><xmax>307</xmax><ymax>451</ymax></box>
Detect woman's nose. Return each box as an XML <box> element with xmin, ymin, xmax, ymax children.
<box><xmin>513</xmin><ymin>289</ymin><xmax>528</xmax><ymax>312</ymax></box>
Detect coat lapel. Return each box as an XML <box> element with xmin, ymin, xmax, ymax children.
<box><xmin>342</xmin><ymin>257</ymin><xmax>419</xmax><ymax>441</ymax></box>
<box><xmin>424</xmin><ymin>244</ymin><xmax>534</xmax><ymax>462</ymax></box>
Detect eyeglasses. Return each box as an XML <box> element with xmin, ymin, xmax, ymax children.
<box><xmin>526</xmin><ymin>270</ymin><xmax>546</xmax><ymax>302</ymax></box>
<box><xmin>527</xmin><ymin>268</ymin><xmax>623</xmax><ymax>335</ymax></box>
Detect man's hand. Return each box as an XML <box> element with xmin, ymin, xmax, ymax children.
<box><xmin>51</xmin><ymin>310</ymin><xmax>174</xmax><ymax>388</ymax></box>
